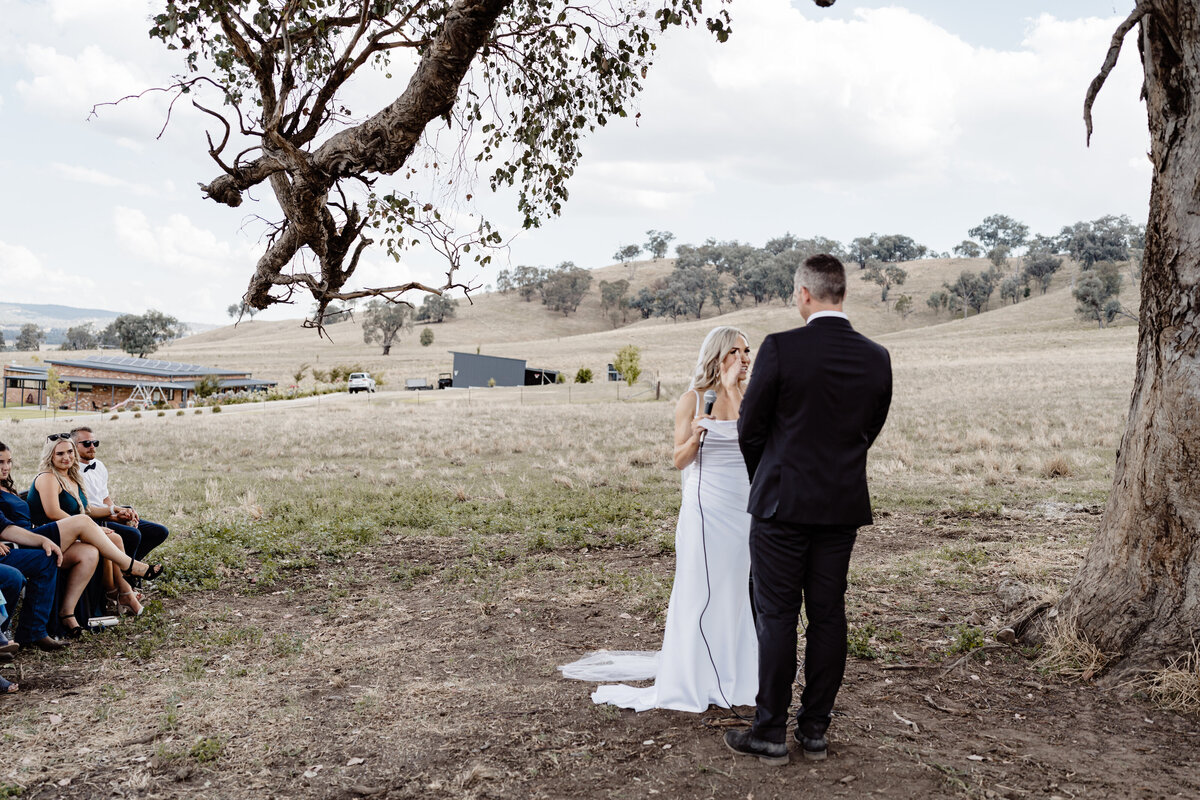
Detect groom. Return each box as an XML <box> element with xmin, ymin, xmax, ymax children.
<box><xmin>727</xmin><ymin>253</ymin><xmax>892</xmax><ymax>765</ymax></box>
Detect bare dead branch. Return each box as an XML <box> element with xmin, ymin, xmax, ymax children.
<box><xmin>1085</xmin><ymin>6</ymin><xmax>1148</xmax><ymax>146</ymax></box>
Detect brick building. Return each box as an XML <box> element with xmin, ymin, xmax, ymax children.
<box><xmin>2</xmin><ymin>355</ymin><xmax>275</xmax><ymax>410</ymax></box>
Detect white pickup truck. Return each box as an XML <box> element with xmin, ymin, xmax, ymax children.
<box><xmin>348</xmin><ymin>372</ymin><xmax>377</xmax><ymax>393</ymax></box>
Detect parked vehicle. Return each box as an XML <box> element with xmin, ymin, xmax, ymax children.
<box><xmin>348</xmin><ymin>372</ymin><xmax>376</xmax><ymax>393</ymax></box>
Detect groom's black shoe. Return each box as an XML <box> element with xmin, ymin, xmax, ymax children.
<box><xmin>793</xmin><ymin>728</ymin><xmax>828</xmax><ymax>761</ymax></box>
<box><xmin>724</xmin><ymin>730</ymin><xmax>789</xmax><ymax>766</ymax></box>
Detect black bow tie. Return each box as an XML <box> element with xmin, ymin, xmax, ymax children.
<box><xmin>83</xmin><ymin>463</ymin><xmax>97</xmax><ymax>472</ymax></box>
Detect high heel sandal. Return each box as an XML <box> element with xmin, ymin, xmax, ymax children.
<box><xmin>58</xmin><ymin>614</ymin><xmax>84</xmax><ymax>640</ymax></box>
<box><xmin>104</xmin><ymin>589</ymin><xmax>121</xmax><ymax>616</ymax></box>
<box><xmin>122</xmin><ymin>557</ymin><xmax>164</xmax><ymax>582</ymax></box>
<box><xmin>117</xmin><ymin>591</ymin><xmax>144</xmax><ymax>618</ymax></box>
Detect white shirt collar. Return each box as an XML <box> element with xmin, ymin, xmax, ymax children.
<box><xmin>806</xmin><ymin>310</ymin><xmax>849</xmax><ymax>323</ymax></box>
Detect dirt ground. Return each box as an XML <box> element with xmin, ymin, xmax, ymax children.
<box><xmin>5</xmin><ymin>509</ymin><xmax>1199</xmax><ymax>799</ymax></box>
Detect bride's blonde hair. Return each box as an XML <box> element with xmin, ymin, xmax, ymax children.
<box><xmin>691</xmin><ymin>326</ymin><xmax>750</xmax><ymax>391</ymax></box>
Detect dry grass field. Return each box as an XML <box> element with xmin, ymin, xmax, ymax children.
<box><xmin>4</xmin><ymin>258</ymin><xmax>1192</xmax><ymax>800</ymax></box>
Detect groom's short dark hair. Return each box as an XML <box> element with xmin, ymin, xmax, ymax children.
<box><xmin>795</xmin><ymin>254</ymin><xmax>846</xmax><ymax>303</ymax></box>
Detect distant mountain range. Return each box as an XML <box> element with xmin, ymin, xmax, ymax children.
<box><xmin>0</xmin><ymin>302</ymin><xmax>215</xmax><ymax>346</ymax></box>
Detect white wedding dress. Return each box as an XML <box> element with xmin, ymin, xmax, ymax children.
<box><xmin>560</xmin><ymin>415</ymin><xmax>758</xmax><ymax>712</ymax></box>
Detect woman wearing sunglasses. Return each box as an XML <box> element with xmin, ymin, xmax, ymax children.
<box><xmin>24</xmin><ymin>435</ymin><xmax>163</xmax><ymax>636</ymax></box>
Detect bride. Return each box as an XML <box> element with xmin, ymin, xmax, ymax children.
<box><xmin>561</xmin><ymin>326</ymin><xmax>758</xmax><ymax>712</ymax></box>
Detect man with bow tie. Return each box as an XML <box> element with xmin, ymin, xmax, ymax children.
<box><xmin>71</xmin><ymin>427</ymin><xmax>170</xmax><ymax>581</ymax></box>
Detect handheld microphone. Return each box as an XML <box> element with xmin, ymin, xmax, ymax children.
<box><xmin>699</xmin><ymin>389</ymin><xmax>717</xmax><ymax>443</ymax></box>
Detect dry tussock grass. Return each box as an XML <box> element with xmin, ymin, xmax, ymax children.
<box><xmin>1141</xmin><ymin>641</ymin><xmax>1200</xmax><ymax>713</ymax></box>
<box><xmin>1037</xmin><ymin>620</ymin><xmax>1116</xmax><ymax>681</ymax></box>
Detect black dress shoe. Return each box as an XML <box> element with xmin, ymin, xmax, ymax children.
<box><xmin>31</xmin><ymin>636</ymin><xmax>68</xmax><ymax>652</ymax></box>
<box><xmin>724</xmin><ymin>729</ymin><xmax>789</xmax><ymax>766</ymax></box>
<box><xmin>794</xmin><ymin>728</ymin><xmax>828</xmax><ymax>761</ymax></box>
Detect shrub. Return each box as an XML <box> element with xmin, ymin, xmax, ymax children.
<box><xmin>575</xmin><ymin>367</ymin><xmax>593</xmax><ymax>384</ymax></box>
<box><xmin>133</xmin><ymin>412</ymin><xmax>142</xmax><ymax>419</ymax></box>
<box><xmin>212</xmin><ymin>405</ymin><xmax>222</xmax><ymax>413</ymax></box>
<box><xmin>176</xmin><ymin>410</ymin><xmax>184</xmax><ymax>416</ymax></box>
<box><xmin>110</xmin><ymin>414</ymin><xmax>119</xmax><ymax>421</ymax></box>
<box><xmin>157</xmin><ymin>411</ymin><xmax>166</xmax><ymax>417</ymax></box>
<box><xmin>487</xmin><ymin>378</ymin><xmax>496</xmax><ymax>387</ymax></box>
<box><xmin>556</xmin><ymin>372</ymin><xmax>566</xmax><ymax>384</ymax></box>
<box><xmin>194</xmin><ymin>409</ymin><xmax>203</xmax><ymax>415</ymax></box>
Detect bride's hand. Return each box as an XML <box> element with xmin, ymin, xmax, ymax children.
<box><xmin>719</xmin><ymin>359</ymin><xmax>742</xmax><ymax>393</ymax></box>
<box><xmin>690</xmin><ymin>414</ymin><xmax>713</xmax><ymax>441</ymax></box>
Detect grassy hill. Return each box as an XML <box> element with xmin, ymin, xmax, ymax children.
<box><xmin>4</xmin><ymin>256</ymin><xmax>1137</xmax><ymax>394</ymax></box>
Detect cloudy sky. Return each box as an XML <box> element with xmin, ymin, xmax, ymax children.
<box><xmin>0</xmin><ymin>1</ymin><xmax>1147</xmax><ymax>324</ymax></box>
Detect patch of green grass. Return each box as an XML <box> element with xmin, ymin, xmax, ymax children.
<box><xmin>848</xmin><ymin>624</ymin><xmax>879</xmax><ymax>660</ymax></box>
<box><xmin>390</xmin><ymin>560</ymin><xmax>435</xmax><ymax>589</ymax></box>
<box><xmin>271</xmin><ymin>633</ymin><xmax>305</xmax><ymax>657</ymax></box>
<box><xmin>937</xmin><ymin>543</ymin><xmax>988</xmax><ymax>569</ymax></box>
<box><xmin>0</xmin><ymin>785</ymin><xmax>23</xmax><ymax>798</ymax></box>
<box><xmin>947</xmin><ymin>624</ymin><xmax>985</xmax><ymax>656</ymax></box>
<box><xmin>189</xmin><ymin>737</ymin><xmax>223</xmax><ymax>763</ymax></box>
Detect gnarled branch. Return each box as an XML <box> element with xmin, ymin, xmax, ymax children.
<box><xmin>1085</xmin><ymin>5</ymin><xmax>1148</xmax><ymax>146</ymax></box>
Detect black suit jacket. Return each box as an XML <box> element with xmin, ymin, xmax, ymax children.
<box><xmin>738</xmin><ymin>316</ymin><xmax>892</xmax><ymax>527</ymax></box>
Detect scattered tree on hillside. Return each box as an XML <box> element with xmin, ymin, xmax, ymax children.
<box><xmin>1057</xmin><ymin>214</ymin><xmax>1139</xmax><ymax>266</ymax></box>
<box><xmin>968</xmin><ymin>214</ymin><xmax>1030</xmax><ymax>261</ymax></box>
<box><xmin>644</xmin><ymin>230</ymin><xmax>675</xmax><ymax>260</ymax></box>
<box><xmin>892</xmin><ymin>294</ymin><xmax>913</xmax><ymax>318</ymax></box>
<box><xmin>848</xmin><ymin>236</ymin><xmax>874</xmax><ymax>268</ymax></box>
<box><xmin>953</xmin><ymin>240</ymin><xmax>983</xmax><ymax>258</ymax></box>
<box><xmin>613</xmin><ymin>345</ymin><xmax>642</xmax><ymax>387</ymax></box>
<box><xmin>226</xmin><ymin>301</ymin><xmax>258</xmax><ymax>321</ymax></box>
<box><xmin>943</xmin><ymin>271</ymin><xmax>994</xmax><ymax>318</ymax></box>
<box><xmin>15</xmin><ymin>324</ymin><xmax>45</xmax><ymax>352</ymax></box>
<box><xmin>1023</xmin><ymin>252</ymin><xmax>1063</xmax><ymax>294</ymax></box>
<box><xmin>926</xmin><ymin>289</ymin><xmax>949</xmax><ymax>315</ymax></box>
<box><xmin>361</xmin><ymin>300</ymin><xmax>412</xmax><ymax>355</ymax></box>
<box><xmin>540</xmin><ymin>262</ymin><xmax>593</xmax><ymax>316</ymax></box>
<box><xmin>862</xmin><ymin>263</ymin><xmax>907</xmax><ymax>303</ymax></box>
<box><xmin>998</xmin><ymin>273</ymin><xmax>1028</xmax><ymax>305</ymax></box>
<box><xmin>110</xmin><ymin>311</ymin><xmax>181</xmax><ymax>358</ymax></box>
<box><xmin>511</xmin><ymin>266</ymin><xmax>546</xmax><ymax>302</ymax></box>
<box><xmin>988</xmin><ymin>244</ymin><xmax>1011</xmax><ymax>268</ymax></box>
<box><xmin>574</xmin><ymin>367</ymin><xmax>593</xmax><ymax>384</ymax></box>
<box><xmin>873</xmin><ymin>233</ymin><xmax>927</xmax><ymax>262</ymax></box>
<box><xmin>599</xmin><ymin>279</ymin><xmax>631</xmax><ymax>327</ymax></box>
<box><xmin>613</xmin><ymin>244</ymin><xmax>643</xmax><ymax>264</ymax></box>
<box><xmin>1072</xmin><ymin>261</ymin><xmax>1125</xmax><ymax>328</ymax></box>
<box><xmin>495</xmin><ymin>269</ymin><xmax>513</xmax><ymax>294</ymax></box>
<box><xmin>292</xmin><ymin>364</ymin><xmax>310</xmax><ymax>386</ymax></box>
<box><xmin>415</xmin><ymin>293</ymin><xmax>458</xmax><ymax>323</ymax></box>
<box><xmin>135</xmin><ymin>3</ymin><xmax>730</xmax><ymax>326</ymax></box>
<box><xmin>61</xmin><ymin>325</ymin><xmax>97</xmax><ymax>351</ymax></box>
<box><xmin>420</xmin><ymin>327</ymin><xmax>435</xmax><ymax>347</ymax></box>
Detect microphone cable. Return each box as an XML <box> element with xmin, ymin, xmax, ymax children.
<box><xmin>695</xmin><ymin>430</ymin><xmax>752</xmax><ymax>723</ymax></box>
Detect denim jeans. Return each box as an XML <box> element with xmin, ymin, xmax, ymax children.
<box><xmin>0</xmin><ymin>548</ymin><xmax>59</xmax><ymax>643</ymax></box>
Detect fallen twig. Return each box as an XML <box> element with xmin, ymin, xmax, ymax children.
<box><xmin>938</xmin><ymin>644</ymin><xmax>1009</xmax><ymax>679</ymax></box>
<box><xmin>923</xmin><ymin>694</ymin><xmax>971</xmax><ymax>716</ymax></box>
<box><xmin>892</xmin><ymin>710</ymin><xmax>920</xmax><ymax>734</ymax></box>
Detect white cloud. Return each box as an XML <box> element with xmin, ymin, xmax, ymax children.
<box><xmin>53</xmin><ymin>162</ymin><xmax>156</xmax><ymax>196</ymax></box>
<box><xmin>0</xmin><ymin>240</ymin><xmax>97</xmax><ymax>299</ymax></box>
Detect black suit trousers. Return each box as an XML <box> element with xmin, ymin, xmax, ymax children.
<box><xmin>749</xmin><ymin>516</ymin><xmax>857</xmax><ymax>743</ymax></box>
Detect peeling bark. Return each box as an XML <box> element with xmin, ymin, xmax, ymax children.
<box><xmin>1054</xmin><ymin>3</ymin><xmax>1200</xmax><ymax>673</ymax></box>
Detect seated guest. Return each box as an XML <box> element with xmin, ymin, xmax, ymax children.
<box><xmin>22</xmin><ymin>435</ymin><xmax>163</xmax><ymax>636</ymax></box>
<box><xmin>72</xmin><ymin>428</ymin><xmax>169</xmax><ymax>601</ymax></box>
<box><xmin>0</xmin><ymin>442</ymin><xmax>71</xmax><ymax>651</ymax></box>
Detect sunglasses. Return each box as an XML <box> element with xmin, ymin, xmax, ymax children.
<box><xmin>77</xmin><ymin>440</ymin><xmax>100</xmax><ymax>447</ymax></box>
<box><xmin>46</xmin><ymin>433</ymin><xmax>72</xmax><ymax>442</ymax></box>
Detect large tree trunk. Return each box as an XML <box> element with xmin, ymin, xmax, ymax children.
<box><xmin>1056</xmin><ymin>4</ymin><xmax>1200</xmax><ymax>671</ymax></box>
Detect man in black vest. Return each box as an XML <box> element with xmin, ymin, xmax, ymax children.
<box><xmin>726</xmin><ymin>253</ymin><xmax>892</xmax><ymax>765</ymax></box>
